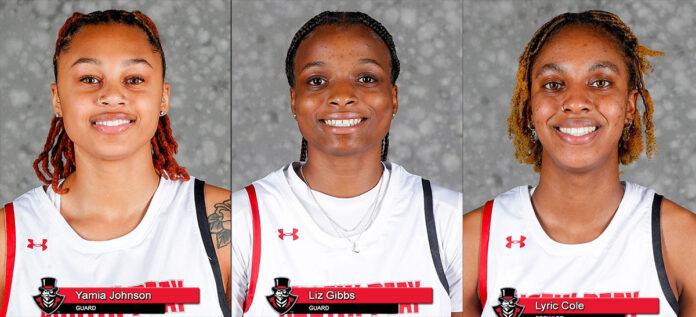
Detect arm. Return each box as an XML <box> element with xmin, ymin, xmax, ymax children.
<box><xmin>204</xmin><ymin>185</ymin><xmax>231</xmax><ymax>306</ymax></box>
<box><xmin>462</xmin><ymin>207</ymin><xmax>483</xmax><ymax>316</ymax></box>
<box><xmin>660</xmin><ymin>199</ymin><xmax>696</xmax><ymax>316</ymax></box>
<box><xmin>0</xmin><ymin>207</ymin><xmax>5</xmax><ymax>307</ymax></box>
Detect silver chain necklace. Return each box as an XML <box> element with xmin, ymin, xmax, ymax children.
<box><xmin>300</xmin><ymin>162</ymin><xmax>387</xmax><ymax>253</ymax></box>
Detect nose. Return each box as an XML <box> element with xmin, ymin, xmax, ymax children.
<box><xmin>98</xmin><ymin>81</ymin><xmax>126</xmax><ymax>106</ymax></box>
<box><xmin>328</xmin><ymin>80</ymin><xmax>356</xmax><ymax>107</ymax></box>
<box><xmin>561</xmin><ymin>85</ymin><xmax>593</xmax><ymax>113</ymax></box>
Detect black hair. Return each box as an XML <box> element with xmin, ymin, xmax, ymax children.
<box><xmin>287</xmin><ymin>11</ymin><xmax>398</xmax><ymax>162</ymax></box>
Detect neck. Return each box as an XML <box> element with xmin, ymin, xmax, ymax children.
<box><xmin>532</xmin><ymin>155</ymin><xmax>625</xmax><ymax>243</ymax></box>
<box><xmin>299</xmin><ymin>145</ymin><xmax>384</xmax><ymax>198</ymax></box>
<box><xmin>60</xmin><ymin>145</ymin><xmax>160</xmax><ymax>220</ymax></box>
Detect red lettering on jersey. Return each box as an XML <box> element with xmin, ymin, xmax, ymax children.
<box><xmin>505</xmin><ymin>236</ymin><xmax>525</xmax><ymax>248</ymax></box>
<box><xmin>279</xmin><ymin>228</ymin><xmax>299</xmax><ymax>240</ymax></box>
<box><xmin>27</xmin><ymin>239</ymin><xmax>47</xmax><ymax>251</ymax></box>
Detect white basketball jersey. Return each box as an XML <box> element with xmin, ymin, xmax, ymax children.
<box><xmin>480</xmin><ymin>182</ymin><xmax>678</xmax><ymax>316</ymax></box>
<box><xmin>236</xmin><ymin>163</ymin><xmax>461</xmax><ymax>316</ymax></box>
<box><xmin>2</xmin><ymin>177</ymin><xmax>230</xmax><ymax>316</ymax></box>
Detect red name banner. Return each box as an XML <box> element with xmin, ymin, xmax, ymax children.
<box><xmin>58</xmin><ymin>287</ymin><xmax>199</xmax><ymax>304</ymax></box>
<box><xmin>518</xmin><ymin>298</ymin><xmax>659</xmax><ymax>314</ymax></box>
<box><xmin>291</xmin><ymin>287</ymin><xmax>433</xmax><ymax>304</ymax></box>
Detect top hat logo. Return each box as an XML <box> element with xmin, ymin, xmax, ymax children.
<box><xmin>266</xmin><ymin>277</ymin><xmax>299</xmax><ymax>314</ymax></box>
<box><xmin>32</xmin><ymin>277</ymin><xmax>65</xmax><ymax>314</ymax></box>
<box><xmin>492</xmin><ymin>287</ymin><xmax>524</xmax><ymax>317</ymax></box>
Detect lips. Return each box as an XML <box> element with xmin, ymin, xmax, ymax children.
<box><xmin>319</xmin><ymin>112</ymin><xmax>368</xmax><ymax>133</ymax></box>
<box><xmin>90</xmin><ymin>113</ymin><xmax>136</xmax><ymax>134</ymax></box>
<box><xmin>552</xmin><ymin>119</ymin><xmax>601</xmax><ymax>144</ymax></box>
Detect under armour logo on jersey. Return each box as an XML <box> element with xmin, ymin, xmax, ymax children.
<box><xmin>278</xmin><ymin>228</ymin><xmax>299</xmax><ymax>240</ymax></box>
<box><xmin>506</xmin><ymin>236</ymin><xmax>526</xmax><ymax>248</ymax></box>
<box><xmin>27</xmin><ymin>239</ymin><xmax>47</xmax><ymax>251</ymax></box>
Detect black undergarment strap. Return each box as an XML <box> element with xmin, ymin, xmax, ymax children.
<box><xmin>651</xmin><ymin>193</ymin><xmax>679</xmax><ymax>315</ymax></box>
<box><xmin>194</xmin><ymin>179</ymin><xmax>231</xmax><ymax>316</ymax></box>
<box><xmin>422</xmin><ymin>178</ymin><xmax>449</xmax><ymax>294</ymax></box>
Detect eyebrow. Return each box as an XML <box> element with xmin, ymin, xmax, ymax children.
<box><xmin>534</xmin><ymin>63</ymin><xmax>563</xmax><ymax>79</ymax></box>
<box><xmin>588</xmin><ymin>61</ymin><xmax>619</xmax><ymax>73</ymax></box>
<box><xmin>300</xmin><ymin>61</ymin><xmax>326</xmax><ymax>72</ymax></box>
<box><xmin>70</xmin><ymin>58</ymin><xmax>153</xmax><ymax>68</ymax></box>
<box><xmin>356</xmin><ymin>58</ymin><xmax>383</xmax><ymax>69</ymax></box>
<box><xmin>71</xmin><ymin>57</ymin><xmax>99</xmax><ymax>67</ymax></box>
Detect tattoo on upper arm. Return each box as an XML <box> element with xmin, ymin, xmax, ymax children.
<box><xmin>208</xmin><ymin>199</ymin><xmax>231</xmax><ymax>249</ymax></box>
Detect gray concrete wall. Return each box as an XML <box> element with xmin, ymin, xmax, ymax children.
<box><xmin>0</xmin><ymin>0</ymin><xmax>230</xmax><ymax>203</ymax></box>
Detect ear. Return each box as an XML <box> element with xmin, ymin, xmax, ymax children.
<box><xmin>161</xmin><ymin>83</ymin><xmax>171</xmax><ymax>114</ymax></box>
<box><xmin>51</xmin><ymin>84</ymin><xmax>61</xmax><ymax>116</ymax></box>
<box><xmin>391</xmin><ymin>85</ymin><xmax>399</xmax><ymax>116</ymax></box>
<box><xmin>626</xmin><ymin>89</ymin><xmax>639</xmax><ymax>124</ymax></box>
<box><xmin>290</xmin><ymin>87</ymin><xmax>297</xmax><ymax>119</ymax></box>
<box><xmin>525</xmin><ymin>101</ymin><xmax>534</xmax><ymax>128</ymax></box>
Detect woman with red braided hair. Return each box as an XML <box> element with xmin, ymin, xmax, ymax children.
<box><xmin>0</xmin><ymin>10</ymin><xmax>230</xmax><ymax>315</ymax></box>
<box><xmin>463</xmin><ymin>10</ymin><xmax>695</xmax><ymax>316</ymax></box>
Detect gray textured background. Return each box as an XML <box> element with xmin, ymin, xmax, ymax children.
<box><xmin>0</xmin><ymin>0</ymin><xmax>230</xmax><ymax>203</ymax></box>
<box><xmin>231</xmin><ymin>0</ymin><xmax>464</xmax><ymax>194</ymax></box>
<box><xmin>463</xmin><ymin>0</ymin><xmax>696</xmax><ymax>212</ymax></box>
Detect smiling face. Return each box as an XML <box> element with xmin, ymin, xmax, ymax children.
<box><xmin>529</xmin><ymin>24</ymin><xmax>638</xmax><ymax>173</ymax></box>
<box><xmin>51</xmin><ymin>23</ymin><xmax>169</xmax><ymax>161</ymax></box>
<box><xmin>290</xmin><ymin>24</ymin><xmax>398</xmax><ymax>159</ymax></box>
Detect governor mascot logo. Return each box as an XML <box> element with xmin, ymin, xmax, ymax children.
<box><xmin>32</xmin><ymin>277</ymin><xmax>65</xmax><ymax>314</ymax></box>
<box><xmin>266</xmin><ymin>277</ymin><xmax>298</xmax><ymax>314</ymax></box>
<box><xmin>492</xmin><ymin>287</ymin><xmax>525</xmax><ymax>317</ymax></box>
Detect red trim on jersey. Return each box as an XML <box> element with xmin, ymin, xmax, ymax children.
<box><xmin>478</xmin><ymin>200</ymin><xmax>493</xmax><ymax>309</ymax></box>
<box><xmin>2</xmin><ymin>203</ymin><xmax>16</xmax><ymax>316</ymax></box>
<box><xmin>243</xmin><ymin>185</ymin><xmax>262</xmax><ymax>313</ymax></box>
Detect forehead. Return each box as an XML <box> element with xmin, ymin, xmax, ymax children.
<box><xmin>531</xmin><ymin>24</ymin><xmax>627</xmax><ymax>73</ymax></box>
<box><xmin>58</xmin><ymin>23</ymin><xmax>159</xmax><ymax>64</ymax></box>
<box><xmin>294</xmin><ymin>23</ymin><xmax>391</xmax><ymax>67</ymax></box>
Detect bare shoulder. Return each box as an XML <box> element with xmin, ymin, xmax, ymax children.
<box><xmin>203</xmin><ymin>184</ymin><xmax>231</xmax><ymax>249</ymax></box>
<box><xmin>203</xmin><ymin>184</ymin><xmax>231</xmax><ymax>301</ymax></box>
<box><xmin>0</xmin><ymin>207</ymin><xmax>6</xmax><ymax>304</ymax></box>
<box><xmin>462</xmin><ymin>206</ymin><xmax>484</xmax><ymax>315</ymax></box>
<box><xmin>660</xmin><ymin>198</ymin><xmax>696</xmax><ymax>312</ymax></box>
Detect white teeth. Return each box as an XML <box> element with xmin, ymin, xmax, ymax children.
<box><xmin>94</xmin><ymin>119</ymin><xmax>131</xmax><ymax>127</ymax></box>
<box><xmin>559</xmin><ymin>126</ymin><xmax>597</xmax><ymax>137</ymax></box>
<box><xmin>324</xmin><ymin>119</ymin><xmax>362</xmax><ymax>127</ymax></box>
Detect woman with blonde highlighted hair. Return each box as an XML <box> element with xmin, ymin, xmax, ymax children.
<box><xmin>463</xmin><ymin>10</ymin><xmax>695</xmax><ymax>316</ymax></box>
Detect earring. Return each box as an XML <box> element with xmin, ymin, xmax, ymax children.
<box><xmin>622</xmin><ymin>123</ymin><xmax>632</xmax><ymax>143</ymax></box>
<box><xmin>160</xmin><ymin>111</ymin><xmax>166</xmax><ymax>117</ymax></box>
<box><xmin>55</xmin><ymin>113</ymin><xmax>60</xmax><ymax>118</ymax></box>
<box><xmin>392</xmin><ymin>113</ymin><xmax>396</xmax><ymax>118</ymax></box>
<box><xmin>530</xmin><ymin>128</ymin><xmax>538</xmax><ymax>143</ymax></box>
<box><xmin>528</xmin><ymin>123</ymin><xmax>538</xmax><ymax>143</ymax></box>
<box><xmin>293</xmin><ymin>113</ymin><xmax>297</xmax><ymax>119</ymax></box>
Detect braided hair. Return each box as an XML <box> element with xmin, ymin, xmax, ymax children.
<box><xmin>286</xmin><ymin>11</ymin><xmax>399</xmax><ymax>162</ymax></box>
<box><xmin>35</xmin><ymin>10</ymin><xmax>189</xmax><ymax>194</ymax></box>
<box><xmin>508</xmin><ymin>10</ymin><xmax>663</xmax><ymax>172</ymax></box>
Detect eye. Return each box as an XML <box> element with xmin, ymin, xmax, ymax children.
<box><xmin>307</xmin><ymin>77</ymin><xmax>326</xmax><ymax>86</ymax></box>
<box><xmin>358</xmin><ymin>75</ymin><xmax>378</xmax><ymax>84</ymax></box>
<box><xmin>542</xmin><ymin>81</ymin><xmax>562</xmax><ymax>91</ymax></box>
<box><xmin>125</xmin><ymin>77</ymin><xmax>145</xmax><ymax>85</ymax></box>
<box><xmin>80</xmin><ymin>76</ymin><xmax>100</xmax><ymax>84</ymax></box>
<box><xmin>590</xmin><ymin>79</ymin><xmax>612</xmax><ymax>88</ymax></box>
